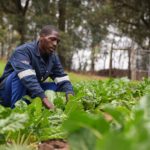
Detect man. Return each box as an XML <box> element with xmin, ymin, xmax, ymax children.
<box><xmin>0</xmin><ymin>25</ymin><xmax>74</xmax><ymax>110</ymax></box>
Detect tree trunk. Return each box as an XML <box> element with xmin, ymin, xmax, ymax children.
<box><xmin>1</xmin><ymin>42</ymin><xmax>5</xmax><ymax>59</ymax></box>
<box><xmin>17</xmin><ymin>15</ymin><xmax>26</xmax><ymax>44</ymax></box>
<box><xmin>131</xmin><ymin>47</ymin><xmax>136</xmax><ymax>80</ymax></box>
<box><xmin>103</xmin><ymin>55</ymin><xmax>106</xmax><ymax>70</ymax></box>
<box><xmin>109</xmin><ymin>42</ymin><xmax>113</xmax><ymax>77</ymax></box>
<box><xmin>128</xmin><ymin>48</ymin><xmax>131</xmax><ymax>79</ymax></box>
<box><xmin>91</xmin><ymin>47</ymin><xmax>95</xmax><ymax>73</ymax></box>
<box><xmin>57</xmin><ymin>0</ymin><xmax>68</xmax><ymax>69</ymax></box>
<box><xmin>58</xmin><ymin>0</ymin><xmax>67</xmax><ymax>31</ymax></box>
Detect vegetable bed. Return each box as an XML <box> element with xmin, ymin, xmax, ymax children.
<box><xmin>1</xmin><ymin>77</ymin><xmax>150</xmax><ymax>150</ymax></box>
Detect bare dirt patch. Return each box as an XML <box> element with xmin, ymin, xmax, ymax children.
<box><xmin>38</xmin><ymin>139</ymin><xmax>69</xmax><ymax>150</ymax></box>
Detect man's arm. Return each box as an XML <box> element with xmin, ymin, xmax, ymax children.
<box><xmin>11</xmin><ymin>49</ymin><xmax>54</xmax><ymax>110</ymax></box>
<box><xmin>42</xmin><ymin>96</ymin><xmax>54</xmax><ymax>110</ymax></box>
<box><xmin>50</xmin><ymin>54</ymin><xmax>74</xmax><ymax>102</ymax></box>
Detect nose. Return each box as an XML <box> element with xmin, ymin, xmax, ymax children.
<box><xmin>53</xmin><ymin>40</ymin><xmax>58</xmax><ymax>46</ymax></box>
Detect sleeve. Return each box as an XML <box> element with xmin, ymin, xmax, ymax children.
<box><xmin>11</xmin><ymin>49</ymin><xmax>45</xmax><ymax>99</ymax></box>
<box><xmin>50</xmin><ymin>54</ymin><xmax>74</xmax><ymax>95</ymax></box>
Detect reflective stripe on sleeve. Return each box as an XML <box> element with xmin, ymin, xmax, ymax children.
<box><xmin>18</xmin><ymin>69</ymin><xmax>36</xmax><ymax>79</ymax></box>
<box><xmin>54</xmin><ymin>75</ymin><xmax>70</xmax><ymax>84</ymax></box>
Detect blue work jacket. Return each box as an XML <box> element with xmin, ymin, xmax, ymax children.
<box><xmin>0</xmin><ymin>41</ymin><xmax>74</xmax><ymax>99</ymax></box>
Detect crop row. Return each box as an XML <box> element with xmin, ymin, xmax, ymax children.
<box><xmin>0</xmin><ymin>77</ymin><xmax>150</xmax><ymax>150</ymax></box>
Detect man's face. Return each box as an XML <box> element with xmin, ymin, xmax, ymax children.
<box><xmin>40</xmin><ymin>30</ymin><xmax>60</xmax><ymax>54</ymax></box>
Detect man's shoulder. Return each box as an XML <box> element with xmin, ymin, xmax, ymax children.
<box><xmin>15</xmin><ymin>41</ymin><xmax>37</xmax><ymax>51</ymax></box>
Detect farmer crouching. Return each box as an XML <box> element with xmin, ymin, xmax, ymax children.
<box><xmin>0</xmin><ymin>25</ymin><xmax>74</xmax><ymax>110</ymax></box>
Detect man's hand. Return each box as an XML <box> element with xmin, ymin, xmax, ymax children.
<box><xmin>42</xmin><ymin>96</ymin><xmax>54</xmax><ymax>111</ymax></box>
<box><xmin>66</xmin><ymin>94</ymin><xmax>73</xmax><ymax>103</ymax></box>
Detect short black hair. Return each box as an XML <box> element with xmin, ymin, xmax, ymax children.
<box><xmin>40</xmin><ymin>25</ymin><xmax>59</xmax><ymax>35</ymax></box>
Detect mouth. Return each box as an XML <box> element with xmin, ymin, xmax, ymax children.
<box><xmin>48</xmin><ymin>47</ymin><xmax>55</xmax><ymax>52</ymax></box>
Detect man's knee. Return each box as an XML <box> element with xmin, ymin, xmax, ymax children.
<box><xmin>2</xmin><ymin>71</ymin><xmax>27</xmax><ymax>108</ymax></box>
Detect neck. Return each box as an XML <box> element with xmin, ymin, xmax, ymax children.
<box><xmin>38</xmin><ymin>41</ymin><xmax>45</xmax><ymax>55</ymax></box>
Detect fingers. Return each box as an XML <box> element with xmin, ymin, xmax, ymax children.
<box><xmin>66</xmin><ymin>94</ymin><xmax>73</xmax><ymax>103</ymax></box>
<box><xmin>42</xmin><ymin>97</ymin><xmax>54</xmax><ymax>111</ymax></box>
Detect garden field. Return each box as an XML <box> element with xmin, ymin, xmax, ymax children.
<box><xmin>1</xmin><ymin>61</ymin><xmax>150</xmax><ymax>150</ymax></box>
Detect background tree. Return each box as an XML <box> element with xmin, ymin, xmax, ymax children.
<box><xmin>29</xmin><ymin>0</ymin><xmax>58</xmax><ymax>41</ymax></box>
<box><xmin>107</xmin><ymin>0</ymin><xmax>150</xmax><ymax>49</ymax></box>
<box><xmin>57</xmin><ymin>0</ymin><xmax>84</xmax><ymax>70</ymax></box>
<box><xmin>0</xmin><ymin>0</ymin><xmax>30</xmax><ymax>44</ymax></box>
<box><xmin>29</xmin><ymin>0</ymin><xmax>85</xmax><ymax>70</ymax></box>
<box><xmin>0</xmin><ymin>9</ymin><xmax>19</xmax><ymax>59</ymax></box>
<box><xmin>83</xmin><ymin>0</ymin><xmax>109</xmax><ymax>72</ymax></box>
<box><xmin>1</xmin><ymin>0</ymin><xmax>149</xmax><ymax>78</ymax></box>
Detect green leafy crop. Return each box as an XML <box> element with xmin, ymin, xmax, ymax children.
<box><xmin>1</xmin><ymin>77</ymin><xmax>150</xmax><ymax>150</ymax></box>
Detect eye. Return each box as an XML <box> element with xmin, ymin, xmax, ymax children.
<box><xmin>49</xmin><ymin>37</ymin><xmax>56</xmax><ymax>41</ymax></box>
<box><xmin>46</xmin><ymin>36</ymin><xmax>60</xmax><ymax>44</ymax></box>
<box><xmin>48</xmin><ymin>37</ymin><xmax>53</xmax><ymax>40</ymax></box>
<box><xmin>51</xmin><ymin>38</ymin><xmax>60</xmax><ymax>44</ymax></box>
<box><xmin>51</xmin><ymin>38</ymin><xmax>56</xmax><ymax>41</ymax></box>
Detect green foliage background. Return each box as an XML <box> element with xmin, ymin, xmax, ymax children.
<box><xmin>1</xmin><ymin>0</ymin><xmax>149</xmax><ymax>72</ymax></box>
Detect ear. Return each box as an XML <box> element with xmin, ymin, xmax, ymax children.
<box><xmin>40</xmin><ymin>34</ymin><xmax>45</xmax><ymax>41</ymax></box>
<box><xmin>40</xmin><ymin>34</ymin><xmax>44</xmax><ymax>38</ymax></box>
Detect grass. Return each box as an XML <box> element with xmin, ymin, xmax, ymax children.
<box><xmin>0</xmin><ymin>60</ymin><xmax>6</xmax><ymax>76</ymax></box>
<box><xmin>67</xmin><ymin>71</ymin><xmax>107</xmax><ymax>83</ymax></box>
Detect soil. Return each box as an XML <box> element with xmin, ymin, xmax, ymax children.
<box><xmin>38</xmin><ymin>139</ymin><xmax>69</xmax><ymax>150</ymax></box>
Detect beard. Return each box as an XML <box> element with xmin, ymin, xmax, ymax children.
<box><xmin>46</xmin><ymin>46</ymin><xmax>56</xmax><ymax>54</ymax></box>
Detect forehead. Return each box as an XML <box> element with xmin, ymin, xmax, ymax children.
<box><xmin>44</xmin><ymin>30</ymin><xmax>60</xmax><ymax>39</ymax></box>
